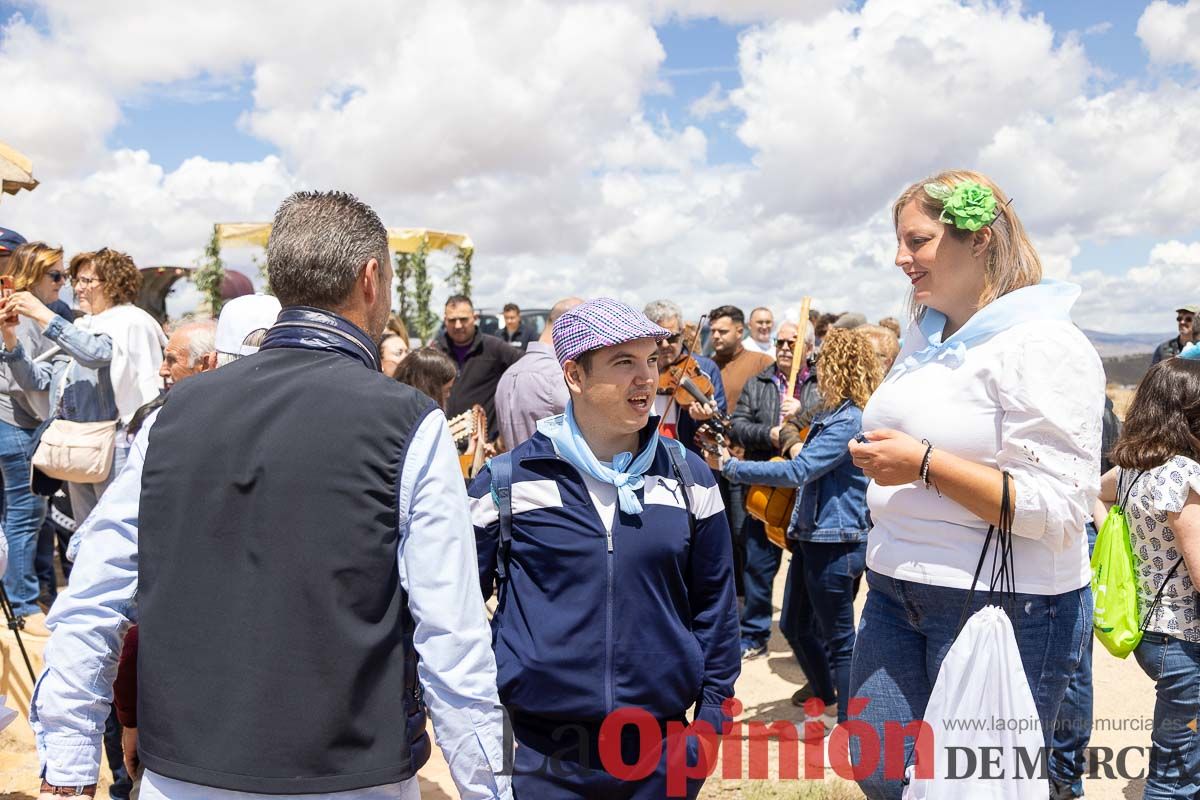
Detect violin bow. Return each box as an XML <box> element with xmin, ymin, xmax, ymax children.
<box><xmin>785</xmin><ymin>297</ymin><xmax>813</xmax><ymax>398</ymax></box>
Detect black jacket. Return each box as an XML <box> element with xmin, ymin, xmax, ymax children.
<box><xmin>432</xmin><ymin>329</ymin><xmax>522</xmax><ymax>434</ymax></box>
<box><xmin>731</xmin><ymin>363</ymin><xmax>821</xmax><ymax>462</ymax></box>
<box><xmin>498</xmin><ymin>323</ymin><xmax>536</xmax><ymax>351</ymax></box>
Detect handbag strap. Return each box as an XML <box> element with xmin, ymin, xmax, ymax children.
<box><xmin>957</xmin><ymin>471</ymin><xmax>1016</xmax><ymax>636</ymax></box>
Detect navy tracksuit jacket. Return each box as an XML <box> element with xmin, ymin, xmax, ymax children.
<box><xmin>470</xmin><ymin>429</ymin><xmax>740</xmax><ymax>742</ymax></box>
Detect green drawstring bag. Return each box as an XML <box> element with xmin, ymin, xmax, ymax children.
<box><xmin>1090</xmin><ymin>491</ymin><xmax>1141</xmax><ymax>658</ymax></box>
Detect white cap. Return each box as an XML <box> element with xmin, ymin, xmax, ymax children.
<box><xmin>215</xmin><ymin>294</ymin><xmax>281</xmax><ymax>356</ymax></box>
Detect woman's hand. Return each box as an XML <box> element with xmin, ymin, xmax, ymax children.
<box><xmin>4</xmin><ymin>291</ymin><xmax>56</xmax><ymax>328</ymax></box>
<box><xmin>849</xmin><ymin>428</ymin><xmax>926</xmax><ymax>486</ymax></box>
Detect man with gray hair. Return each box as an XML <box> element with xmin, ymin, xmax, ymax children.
<box><xmin>494</xmin><ymin>296</ymin><xmax>582</xmax><ymax>448</ymax></box>
<box><xmin>158</xmin><ymin>320</ymin><xmax>217</xmax><ymax>391</ymax></box>
<box><xmin>32</xmin><ymin>191</ymin><xmax>509</xmax><ymax>800</ymax></box>
<box><xmin>643</xmin><ymin>299</ymin><xmax>726</xmax><ymax>456</ymax></box>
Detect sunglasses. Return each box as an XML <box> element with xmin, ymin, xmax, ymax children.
<box><xmin>1178</xmin><ymin>315</ymin><xmax>1195</xmax><ymax>323</ymax></box>
<box><xmin>662</xmin><ymin>333</ymin><xmax>683</xmax><ymax>344</ymax></box>
<box><xmin>46</xmin><ymin>271</ymin><xmax>66</xmax><ymax>284</ymax></box>
<box><xmin>775</xmin><ymin>338</ymin><xmax>797</xmax><ymax>350</ymax></box>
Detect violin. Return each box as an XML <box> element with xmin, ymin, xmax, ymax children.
<box><xmin>657</xmin><ymin>315</ymin><xmax>718</xmax><ymax>408</ymax></box>
<box><xmin>657</xmin><ymin>353</ymin><xmax>717</xmax><ymax>407</ymax></box>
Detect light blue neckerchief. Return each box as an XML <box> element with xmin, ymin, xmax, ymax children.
<box><xmin>1181</xmin><ymin>341</ymin><xmax>1200</xmax><ymax>360</ymax></box>
<box><xmin>891</xmin><ymin>279</ymin><xmax>1080</xmax><ymax>378</ymax></box>
<box><xmin>536</xmin><ymin>402</ymin><xmax>660</xmax><ymax>515</ymax></box>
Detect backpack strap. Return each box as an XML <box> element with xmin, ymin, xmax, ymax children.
<box><xmin>489</xmin><ymin>453</ymin><xmax>514</xmax><ymax>582</ymax></box>
<box><xmin>1141</xmin><ymin>556</ymin><xmax>1186</xmax><ymax>633</ymax></box>
<box><xmin>1117</xmin><ymin>468</ymin><xmax>1144</xmax><ymax>510</ymax></box>
<box><xmin>664</xmin><ymin>440</ymin><xmax>696</xmax><ymax>542</ymax></box>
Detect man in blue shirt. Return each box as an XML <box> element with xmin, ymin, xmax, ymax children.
<box><xmin>31</xmin><ymin>191</ymin><xmax>509</xmax><ymax>800</ymax></box>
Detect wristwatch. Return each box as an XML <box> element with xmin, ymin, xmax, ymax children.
<box><xmin>40</xmin><ymin>779</ymin><xmax>97</xmax><ymax>796</ymax></box>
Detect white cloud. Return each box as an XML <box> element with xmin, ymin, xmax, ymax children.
<box><xmin>1138</xmin><ymin>0</ymin><xmax>1200</xmax><ymax>68</ymax></box>
<box><xmin>730</xmin><ymin>0</ymin><xmax>1090</xmax><ymax>223</ymax></box>
<box><xmin>1072</xmin><ymin>239</ymin><xmax>1200</xmax><ymax>333</ymax></box>
<box><xmin>2</xmin><ymin>0</ymin><xmax>1200</xmax><ymax>336</ymax></box>
<box><xmin>688</xmin><ymin>82</ymin><xmax>731</xmax><ymax>119</ymax></box>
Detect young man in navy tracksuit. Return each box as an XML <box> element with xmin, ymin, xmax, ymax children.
<box><xmin>470</xmin><ymin>298</ymin><xmax>741</xmax><ymax>799</ymax></box>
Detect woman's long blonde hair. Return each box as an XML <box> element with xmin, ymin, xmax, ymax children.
<box><xmin>6</xmin><ymin>242</ymin><xmax>63</xmax><ymax>291</ymax></box>
<box><xmin>816</xmin><ymin>328</ymin><xmax>882</xmax><ymax>410</ymax></box>
<box><xmin>892</xmin><ymin>169</ymin><xmax>1041</xmax><ymax>320</ymax></box>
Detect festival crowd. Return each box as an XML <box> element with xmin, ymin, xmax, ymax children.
<box><xmin>0</xmin><ymin>169</ymin><xmax>1196</xmax><ymax>800</ymax></box>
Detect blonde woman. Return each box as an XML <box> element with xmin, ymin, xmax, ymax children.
<box><xmin>717</xmin><ymin>328</ymin><xmax>882</xmax><ymax>727</ymax></box>
<box><xmin>847</xmin><ymin>171</ymin><xmax>1102</xmax><ymax>799</ymax></box>
<box><xmin>0</xmin><ymin>243</ymin><xmax>66</xmax><ymax>635</ymax></box>
<box><xmin>2</xmin><ymin>248</ymin><xmax>165</xmax><ymax>527</ymax></box>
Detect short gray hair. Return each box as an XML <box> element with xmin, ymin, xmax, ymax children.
<box><xmin>266</xmin><ymin>190</ymin><xmax>389</xmax><ymax>309</ymax></box>
<box><xmin>643</xmin><ymin>299</ymin><xmax>682</xmax><ymax>325</ymax></box>
<box><xmin>181</xmin><ymin>320</ymin><xmax>217</xmax><ymax>367</ymax></box>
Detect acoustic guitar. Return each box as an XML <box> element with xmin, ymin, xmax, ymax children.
<box><xmin>447</xmin><ymin>404</ymin><xmax>489</xmax><ymax>479</ymax></box>
<box><xmin>744</xmin><ymin>297</ymin><xmax>812</xmax><ymax>550</ymax></box>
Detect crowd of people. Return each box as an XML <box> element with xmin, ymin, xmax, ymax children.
<box><xmin>0</xmin><ymin>170</ymin><xmax>1195</xmax><ymax>800</ymax></box>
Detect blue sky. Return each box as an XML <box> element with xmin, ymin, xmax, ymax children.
<box><xmin>3</xmin><ymin>0</ymin><xmax>1197</xmax><ymax>333</ymax></box>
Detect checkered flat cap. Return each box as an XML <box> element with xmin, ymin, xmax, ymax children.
<box><xmin>552</xmin><ymin>298</ymin><xmax>671</xmax><ymax>366</ymax></box>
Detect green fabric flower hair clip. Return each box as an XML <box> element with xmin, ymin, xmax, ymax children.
<box><xmin>924</xmin><ymin>180</ymin><xmax>999</xmax><ymax>232</ymax></box>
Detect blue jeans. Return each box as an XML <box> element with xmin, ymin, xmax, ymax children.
<box><xmin>0</xmin><ymin>420</ymin><xmax>47</xmax><ymax>617</ymax></box>
<box><xmin>780</xmin><ymin>540</ymin><xmax>865</xmax><ymax>720</ymax></box>
<box><xmin>740</xmin><ymin>517</ymin><xmax>781</xmax><ymax>647</ymax></box>
<box><xmin>1133</xmin><ymin>632</ymin><xmax>1200</xmax><ymax>798</ymax></box>
<box><xmin>849</xmin><ymin>570</ymin><xmax>1091</xmax><ymax>800</ymax></box>
<box><xmin>1048</xmin><ymin>522</ymin><xmax>1098</xmax><ymax>795</ymax></box>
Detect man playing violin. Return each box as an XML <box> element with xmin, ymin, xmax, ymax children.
<box><xmin>643</xmin><ymin>300</ymin><xmax>727</xmax><ymax>457</ymax></box>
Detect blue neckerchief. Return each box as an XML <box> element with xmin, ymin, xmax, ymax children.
<box><xmin>536</xmin><ymin>402</ymin><xmax>660</xmax><ymax>515</ymax></box>
<box><xmin>1180</xmin><ymin>342</ymin><xmax>1200</xmax><ymax>360</ymax></box>
<box><xmin>891</xmin><ymin>279</ymin><xmax>1079</xmax><ymax>378</ymax></box>
<box><xmin>259</xmin><ymin>306</ymin><xmax>380</xmax><ymax>371</ymax></box>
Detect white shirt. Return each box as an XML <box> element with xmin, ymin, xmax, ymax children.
<box><xmin>861</xmin><ymin>318</ymin><xmax>1104</xmax><ymax>595</ymax></box>
<box><xmin>742</xmin><ymin>336</ymin><xmax>775</xmax><ymax>359</ymax></box>
<box><xmin>32</xmin><ymin>408</ymin><xmax>511</xmax><ymax>799</ymax></box>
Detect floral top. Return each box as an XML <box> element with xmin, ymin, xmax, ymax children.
<box><xmin>1122</xmin><ymin>457</ymin><xmax>1199</xmax><ymax>643</ymax></box>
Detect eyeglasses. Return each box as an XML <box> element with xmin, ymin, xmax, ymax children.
<box><xmin>662</xmin><ymin>333</ymin><xmax>682</xmax><ymax>344</ymax></box>
<box><xmin>46</xmin><ymin>271</ymin><xmax>66</xmax><ymax>284</ymax></box>
<box><xmin>1178</xmin><ymin>315</ymin><xmax>1195</xmax><ymax>323</ymax></box>
<box><xmin>775</xmin><ymin>338</ymin><xmax>797</xmax><ymax>350</ymax></box>
<box><xmin>72</xmin><ymin>276</ymin><xmax>104</xmax><ymax>287</ymax></box>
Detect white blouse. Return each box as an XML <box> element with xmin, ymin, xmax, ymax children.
<box><xmin>861</xmin><ymin>318</ymin><xmax>1105</xmax><ymax>595</ymax></box>
<box><xmin>1123</xmin><ymin>458</ymin><xmax>1200</xmax><ymax>643</ymax></box>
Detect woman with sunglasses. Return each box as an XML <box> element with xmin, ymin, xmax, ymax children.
<box><xmin>0</xmin><ymin>243</ymin><xmax>69</xmax><ymax>636</ymax></box>
<box><xmin>2</xmin><ymin>248</ymin><xmax>165</xmax><ymax>532</ymax></box>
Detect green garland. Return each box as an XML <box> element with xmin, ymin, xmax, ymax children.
<box><xmin>194</xmin><ymin>226</ymin><xmax>227</xmax><ymax>316</ymax></box>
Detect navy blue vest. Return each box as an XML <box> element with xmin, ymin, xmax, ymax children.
<box><xmin>137</xmin><ymin>314</ymin><xmax>435</xmax><ymax>793</ymax></box>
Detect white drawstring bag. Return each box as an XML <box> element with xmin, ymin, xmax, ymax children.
<box><xmin>903</xmin><ymin>606</ymin><xmax>1044</xmax><ymax>799</ymax></box>
<box><xmin>904</xmin><ymin>474</ymin><xmax>1045</xmax><ymax>800</ymax></box>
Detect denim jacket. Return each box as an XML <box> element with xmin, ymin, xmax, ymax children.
<box><xmin>722</xmin><ymin>399</ymin><xmax>870</xmax><ymax>543</ymax></box>
<box><xmin>0</xmin><ymin>316</ymin><xmax>118</xmax><ymax>423</ymax></box>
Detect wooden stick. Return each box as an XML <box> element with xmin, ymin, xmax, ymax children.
<box><xmin>786</xmin><ymin>297</ymin><xmax>813</xmax><ymax>397</ymax></box>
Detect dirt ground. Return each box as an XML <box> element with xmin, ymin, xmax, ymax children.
<box><xmin>0</xmin><ymin>560</ymin><xmax>1156</xmax><ymax>800</ymax></box>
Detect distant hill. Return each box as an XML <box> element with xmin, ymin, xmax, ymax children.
<box><xmin>1081</xmin><ymin>329</ymin><xmax>1165</xmax><ymax>357</ymax></box>
<box><xmin>1078</xmin><ymin>330</ymin><xmax>1164</xmax><ymax>387</ymax></box>
<box><xmin>1101</xmin><ymin>353</ymin><xmax>1152</xmax><ymax>387</ymax></box>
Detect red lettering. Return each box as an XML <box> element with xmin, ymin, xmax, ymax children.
<box><xmin>598</xmin><ymin>707</ymin><xmax>660</xmax><ymax>781</ymax></box>
<box><xmin>665</xmin><ymin>719</ymin><xmax>718</xmax><ymax>798</ymax></box>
